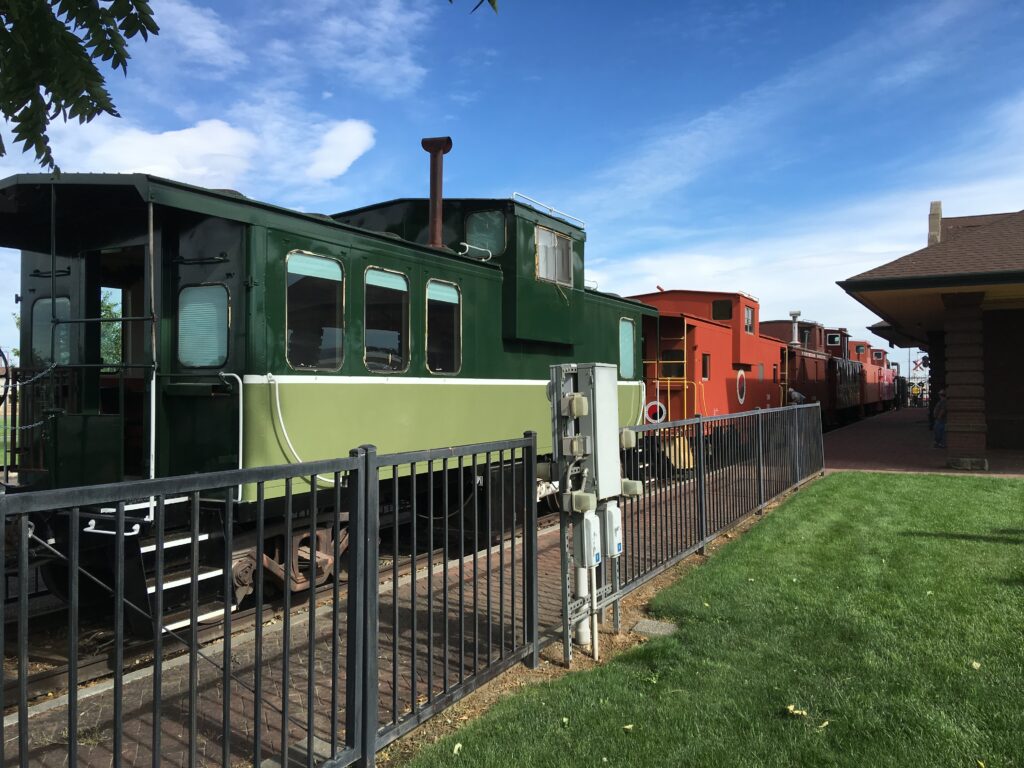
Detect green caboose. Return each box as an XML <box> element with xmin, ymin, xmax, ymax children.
<box><xmin>1</xmin><ymin>173</ymin><xmax>654</xmax><ymax>500</ymax></box>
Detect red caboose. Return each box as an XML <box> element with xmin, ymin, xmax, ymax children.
<box><xmin>848</xmin><ymin>340</ymin><xmax>894</xmax><ymax>413</ymax></box>
<box><xmin>629</xmin><ymin>290</ymin><xmax>788</xmax><ymax>421</ymax></box>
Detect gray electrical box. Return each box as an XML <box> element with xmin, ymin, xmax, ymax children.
<box><xmin>577</xmin><ymin>363</ymin><xmax>622</xmax><ymax>500</ymax></box>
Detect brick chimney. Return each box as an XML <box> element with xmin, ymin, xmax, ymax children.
<box><xmin>927</xmin><ymin>200</ymin><xmax>942</xmax><ymax>246</ymax></box>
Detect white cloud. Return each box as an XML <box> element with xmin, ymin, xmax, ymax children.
<box><xmin>316</xmin><ymin>0</ymin><xmax>435</xmax><ymax>97</ymax></box>
<box><xmin>156</xmin><ymin>0</ymin><xmax>248</xmax><ymax>74</ymax></box>
<box><xmin>48</xmin><ymin>118</ymin><xmax>259</xmax><ymax>189</ymax></box>
<box><xmin>575</xmin><ymin>0</ymin><xmax>976</xmax><ymax>220</ymax></box>
<box><xmin>307</xmin><ymin>120</ymin><xmax>376</xmax><ymax>180</ymax></box>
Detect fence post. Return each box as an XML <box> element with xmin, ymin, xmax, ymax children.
<box><xmin>755</xmin><ymin>409</ymin><xmax>765</xmax><ymax>514</ymax></box>
<box><xmin>695</xmin><ymin>415</ymin><xmax>708</xmax><ymax>554</ymax></box>
<box><xmin>523</xmin><ymin>432</ymin><xmax>540</xmax><ymax>670</ymax></box>
<box><xmin>794</xmin><ymin>407</ymin><xmax>803</xmax><ymax>486</ymax></box>
<box><xmin>818</xmin><ymin>404</ymin><xmax>826</xmax><ymax>476</ymax></box>
<box><xmin>357</xmin><ymin>445</ymin><xmax>380</xmax><ymax>768</ymax></box>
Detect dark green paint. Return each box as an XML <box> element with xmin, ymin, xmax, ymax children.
<box><xmin>3</xmin><ymin>174</ymin><xmax>656</xmax><ymax>489</ymax></box>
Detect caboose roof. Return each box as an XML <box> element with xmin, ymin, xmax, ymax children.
<box><xmin>0</xmin><ymin>173</ymin><xmax>501</xmax><ymax>269</ymax></box>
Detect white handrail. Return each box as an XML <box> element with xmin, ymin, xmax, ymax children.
<box><xmin>511</xmin><ymin>192</ymin><xmax>586</xmax><ymax>228</ymax></box>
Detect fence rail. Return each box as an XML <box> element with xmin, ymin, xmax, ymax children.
<box><xmin>616</xmin><ymin>404</ymin><xmax>824</xmax><ymax>597</ymax></box>
<box><xmin>0</xmin><ymin>405</ymin><xmax>821</xmax><ymax>767</ymax></box>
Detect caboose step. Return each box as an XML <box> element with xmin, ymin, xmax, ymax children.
<box><xmin>138</xmin><ymin>532</ymin><xmax>210</xmax><ymax>554</ymax></box>
<box><xmin>146</xmin><ymin>565</ymin><xmax>223</xmax><ymax>595</ymax></box>
<box><xmin>160</xmin><ymin>603</ymin><xmax>237</xmax><ymax>634</ymax></box>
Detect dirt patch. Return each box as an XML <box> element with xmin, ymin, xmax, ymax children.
<box><xmin>377</xmin><ymin>506</ymin><xmax>772</xmax><ymax>767</ymax></box>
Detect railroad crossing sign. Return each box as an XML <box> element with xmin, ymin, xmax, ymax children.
<box><xmin>912</xmin><ymin>358</ymin><xmax>925</xmax><ymax>372</ymax></box>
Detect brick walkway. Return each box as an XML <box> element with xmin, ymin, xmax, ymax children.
<box><xmin>3</xmin><ymin>462</ymin><xmax>769</xmax><ymax>767</ymax></box>
<box><xmin>824</xmin><ymin>407</ymin><xmax>1024</xmax><ymax>476</ymax></box>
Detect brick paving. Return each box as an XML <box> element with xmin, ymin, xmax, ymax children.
<box><xmin>824</xmin><ymin>407</ymin><xmax>1024</xmax><ymax>476</ymax></box>
<box><xmin>3</xmin><ymin>462</ymin><xmax>771</xmax><ymax>768</ymax></box>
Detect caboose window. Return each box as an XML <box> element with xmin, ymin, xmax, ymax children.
<box><xmin>711</xmin><ymin>300</ymin><xmax>732</xmax><ymax>321</ymax></box>
<box><xmin>178</xmin><ymin>285</ymin><xmax>228</xmax><ymax>367</ymax></box>
<box><xmin>618</xmin><ymin>318</ymin><xmax>636</xmax><ymax>379</ymax></box>
<box><xmin>466</xmin><ymin>211</ymin><xmax>506</xmax><ymax>256</ymax></box>
<box><xmin>426</xmin><ymin>280</ymin><xmax>461</xmax><ymax>374</ymax></box>
<box><xmin>744</xmin><ymin>306</ymin><xmax>755</xmax><ymax>334</ymax></box>
<box><xmin>872</xmin><ymin>350</ymin><xmax>884</xmax><ymax>361</ymax></box>
<box><xmin>365</xmin><ymin>268</ymin><xmax>409</xmax><ymax>373</ymax></box>
<box><xmin>826</xmin><ymin>333</ymin><xmax>841</xmax><ymax>346</ymax></box>
<box><xmin>535</xmin><ymin>226</ymin><xmax>572</xmax><ymax>286</ymax></box>
<box><xmin>31</xmin><ymin>297</ymin><xmax>71</xmax><ymax>364</ymax></box>
<box><xmin>701</xmin><ymin>353</ymin><xmax>711</xmax><ymax>380</ymax></box>
<box><xmin>286</xmin><ymin>252</ymin><xmax>343</xmax><ymax>371</ymax></box>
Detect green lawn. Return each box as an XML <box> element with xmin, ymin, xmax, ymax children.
<box><xmin>408</xmin><ymin>472</ymin><xmax>1024</xmax><ymax>768</ymax></box>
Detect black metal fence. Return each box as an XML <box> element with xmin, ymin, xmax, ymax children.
<box><xmin>0</xmin><ymin>406</ymin><xmax>820</xmax><ymax>767</ymax></box>
<box><xmin>0</xmin><ymin>434</ymin><xmax>538</xmax><ymax>768</ymax></box>
<box><xmin>364</xmin><ymin>438</ymin><xmax>539</xmax><ymax>750</ymax></box>
<box><xmin>617</xmin><ymin>404</ymin><xmax>824</xmax><ymax>595</ymax></box>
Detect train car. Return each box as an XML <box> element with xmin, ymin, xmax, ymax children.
<box><xmin>848</xmin><ymin>340</ymin><xmax>896</xmax><ymax>414</ymax></box>
<box><xmin>627</xmin><ymin>290</ymin><xmax>789</xmax><ymax>422</ymax></box>
<box><xmin>0</xmin><ymin>160</ymin><xmax>654</xmax><ymax>606</ymax></box>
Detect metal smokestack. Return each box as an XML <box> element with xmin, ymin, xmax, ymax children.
<box><xmin>421</xmin><ymin>136</ymin><xmax>453</xmax><ymax>249</ymax></box>
<box><xmin>789</xmin><ymin>311</ymin><xmax>802</xmax><ymax>347</ymax></box>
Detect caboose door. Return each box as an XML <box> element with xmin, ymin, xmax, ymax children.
<box><xmin>156</xmin><ymin>212</ymin><xmax>246</xmax><ymax>479</ymax></box>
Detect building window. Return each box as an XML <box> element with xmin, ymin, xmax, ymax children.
<box><xmin>618</xmin><ymin>318</ymin><xmax>636</xmax><ymax>379</ymax></box>
<box><xmin>744</xmin><ymin>306</ymin><xmax>754</xmax><ymax>334</ymax></box>
<box><xmin>286</xmin><ymin>252</ymin><xmax>343</xmax><ymax>371</ymax></box>
<box><xmin>178</xmin><ymin>285</ymin><xmax>229</xmax><ymax>368</ymax></box>
<box><xmin>535</xmin><ymin>225</ymin><xmax>572</xmax><ymax>286</ymax></box>
<box><xmin>31</xmin><ymin>297</ymin><xmax>72</xmax><ymax>365</ymax></box>
<box><xmin>758</xmin><ymin>363</ymin><xmax>764</xmax><ymax>381</ymax></box>
<box><xmin>711</xmin><ymin>300</ymin><xmax>732</xmax><ymax>320</ymax></box>
<box><xmin>826</xmin><ymin>333</ymin><xmax>841</xmax><ymax>346</ymax></box>
<box><xmin>872</xmin><ymin>350</ymin><xmax>884</xmax><ymax>361</ymax></box>
<box><xmin>701</xmin><ymin>353</ymin><xmax>711</xmax><ymax>380</ymax></box>
<box><xmin>426</xmin><ymin>280</ymin><xmax>461</xmax><ymax>374</ymax></box>
<box><xmin>365</xmin><ymin>268</ymin><xmax>409</xmax><ymax>373</ymax></box>
<box><xmin>856</xmin><ymin>344</ymin><xmax>866</xmax><ymax>355</ymax></box>
<box><xmin>466</xmin><ymin>211</ymin><xmax>506</xmax><ymax>257</ymax></box>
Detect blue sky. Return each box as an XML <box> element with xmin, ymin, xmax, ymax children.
<box><xmin>3</xmin><ymin>0</ymin><xmax>1024</xmax><ymax>365</ymax></box>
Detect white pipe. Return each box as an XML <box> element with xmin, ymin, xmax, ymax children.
<box><xmin>148</xmin><ymin>203</ymin><xmax>157</xmax><ymax>520</ymax></box>
<box><xmin>220</xmin><ymin>373</ymin><xmax>244</xmax><ymax>500</ymax></box>
<box><xmin>147</xmin><ymin>201</ymin><xmax>156</xmax><ymax>483</ymax></box>
<box><xmin>575</xmin><ymin>564</ymin><xmax>591</xmax><ymax>646</ymax></box>
<box><xmin>591</xmin><ymin>567</ymin><xmax>599</xmax><ymax>661</ymax></box>
<box><xmin>268</xmin><ymin>373</ymin><xmax>335</xmax><ymax>487</ymax></box>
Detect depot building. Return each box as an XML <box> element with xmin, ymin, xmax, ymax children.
<box><xmin>839</xmin><ymin>202</ymin><xmax>1024</xmax><ymax>470</ymax></box>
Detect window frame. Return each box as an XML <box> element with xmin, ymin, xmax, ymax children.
<box><xmin>618</xmin><ymin>317</ymin><xmax>636</xmax><ymax>380</ymax></box>
<box><xmin>177</xmin><ymin>282</ymin><xmax>231</xmax><ymax>369</ymax></box>
<box><xmin>285</xmin><ymin>249</ymin><xmax>345</xmax><ymax>373</ymax></box>
<box><xmin>31</xmin><ymin>295</ymin><xmax>72</xmax><ymax>365</ymax></box>
<box><xmin>425</xmin><ymin>278</ymin><xmax>463</xmax><ymax>376</ymax></box>
<box><xmin>465</xmin><ymin>210</ymin><xmax>507</xmax><ymax>258</ymax></box>
<box><xmin>534</xmin><ymin>224</ymin><xmax>573</xmax><ymax>288</ymax></box>
<box><xmin>826</xmin><ymin>333</ymin><xmax>841</xmax><ymax>346</ymax></box>
<box><xmin>701</xmin><ymin>353</ymin><xmax>711</xmax><ymax>381</ymax></box>
<box><xmin>711</xmin><ymin>300</ymin><xmax>732</xmax><ymax>321</ymax></box>
<box><xmin>744</xmin><ymin>306</ymin><xmax>755</xmax><ymax>334</ymax></box>
<box><xmin>363</xmin><ymin>265</ymin><xmax>411</xmax><ymax>375</ymax></box>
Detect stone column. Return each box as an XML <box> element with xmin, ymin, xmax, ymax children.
<box><xmin>942</xmin><ymin>293</ymin><xmax>987</xmax><ymax>470</ymax></box>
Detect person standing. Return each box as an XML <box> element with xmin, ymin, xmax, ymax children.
<box><xmin>933</xmin><ymin>389</ymin><xmax>948</xmax><ymax>448</ymax></box>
